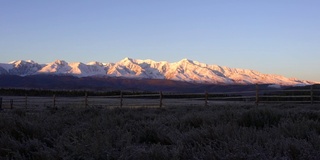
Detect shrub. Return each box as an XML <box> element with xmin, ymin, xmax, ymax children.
<box><xmin>238</xmin><ymin>108</ymin><xmax>282</xmax><ymax>129</ymax></box>
<box><xmin>1</xmin><ymin>104</ymin><xmax>320</xmax><ymax>159</ymax></box>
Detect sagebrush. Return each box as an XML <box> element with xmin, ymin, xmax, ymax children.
<box><xmin>0</xmin><ymin>103</ymin><xmax>320</xmax><ymax>159</ymax></box>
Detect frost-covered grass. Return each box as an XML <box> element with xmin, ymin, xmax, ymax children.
<box><xmin>1</xmin><ymin>104</ymin><xmax>320</xmax><ymax>159</ymax></box>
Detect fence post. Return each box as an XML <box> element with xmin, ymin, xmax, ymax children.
<box><xmin>120</xmin><ymin>91</ymin><xmax>123</xmax><ymax>107</ymax></box>
<box><xmin>255</xmin><ymin>84</ymin><xmax>259</xmax><ymax>106</ymax></box>
<box><xmin>205</xmin><ymin>90</ymin><xmax>208</xmax><ymax>106</ymax></box>
<box><xmin>10</xmin><ymin>99</ymin><xmax>13</xmax><ymax>109</ymax></box>
<box><xmin>159</xmin><ymin>91</ymin><xmax>163</xmax><ymax>108</ymax></box>
<box><xmin>310</xmin><ymin>85</ymin><xmax>314</xmax><ymax>104</ymax></box>
<box><xmin>25</xmin><ymin>94</ymin><xmax>28</xmax><ymax>109</ymax></box>
<box><xmin>0</xmin><ymin>97</ymin><xmax>2</xmax><ymax>110</ymax></box>
<box><xmin>85</xmin><ymin>92</ymin><xmax>88</xmax><ymax>107</ymax></box>
<box><xmin>53</xmin><ymin>94</ymin><xmax>56</xmax><ymax>109</ymax></box>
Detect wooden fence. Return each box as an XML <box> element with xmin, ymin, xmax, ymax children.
<box><xmin>0</xmin><ymin>85</ymin><xmax>319</xmax><ymax>110</ymax></box>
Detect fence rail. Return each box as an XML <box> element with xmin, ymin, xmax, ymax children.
<box><xmin>0</xmin><ymin>85</ymin><xmax>319</xmax><ymax>110</ymax></box>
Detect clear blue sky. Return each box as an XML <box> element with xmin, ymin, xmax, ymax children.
<box><xmin>1</xmin><ymin>0</ymin><xmax>319</xmax><ymax>81</ymax></box>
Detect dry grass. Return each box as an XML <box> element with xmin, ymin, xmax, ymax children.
<box><xmin>1</xmin><ymin>103</ymin><xmax>320</xmax><ymax>159</ymax></box>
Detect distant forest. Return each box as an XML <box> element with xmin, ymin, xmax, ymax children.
<box><xmin>0</xmin><ymin>88</ymin><xmax>156</xmax><ymax>97</ymax></box>
<box><xmin>0</xmin><ymin>84</ymin><xmax>318</xmax><ymax>98</ymax></box>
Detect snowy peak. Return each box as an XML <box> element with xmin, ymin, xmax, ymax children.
<box><xmin>2</xmin><ymin>60</ymin><xmax>42</xmax><ymax>76</ymax></box>
<box><xmin>39</xmin><ymin>60</ymin><xmax>71</xmax><ymax>74</ymax></box>
<box><xmin>0</xmin><ymin>58</ymin><xmax>318</xmax><ymax>86</ymax></box>
<box><xmin>87</xmin><ymin>61</ymin><xmax>104</xmax><ymax>66</ymax></box>
<box><xmin>53</xmin><ymin>60</ymin><xmax>68</xmax><ymax>66</ymax></box>
<box><xmin>9</xmin><ymin>60</ymin><xmax>36</xmax><ymax>65</ymax></box>
<box><xmin>120</xmin><ymin>57</ymin><xmax>134</xmax><ymax>62</ymax></box>
<box><xmin>179</xmin><ymin>58</ymin><xmax>194</xmax><ymax>64</ymax></box>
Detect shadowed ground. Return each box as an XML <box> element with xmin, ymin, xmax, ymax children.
<box><xmin>1</xmin><ymin>104</ymin><xmax>320</xmax><ymax>159</ymax></box>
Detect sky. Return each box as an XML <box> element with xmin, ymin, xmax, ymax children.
<box><xmin>1</xmin><ymin>0</ymin><xmax>319</xmax><ymax>81</ymax></box>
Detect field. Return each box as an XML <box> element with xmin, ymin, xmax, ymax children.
<box><xmin>1</xmin><ymin>102</ymin><xmax>320</xmax><ymax>159</ymax></box>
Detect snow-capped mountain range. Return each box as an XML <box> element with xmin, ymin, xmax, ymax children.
<box><xmin>0</xmin><ymin>58</ymin><xmax>317</xmax><ymax>86</ymax></box>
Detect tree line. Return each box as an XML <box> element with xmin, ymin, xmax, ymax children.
<box><xmin>0</xmin><ymin>88</ymin><xmax>155</xmax><ymax>97</ymax></box>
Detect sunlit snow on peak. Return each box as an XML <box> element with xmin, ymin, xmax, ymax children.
<box><xmin>0</xmin><ymin>58</ymin><xmax>317</xmax><ymax>86</ymax></box>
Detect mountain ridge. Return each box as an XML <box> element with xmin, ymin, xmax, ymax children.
<box><xmin>0</xmin><ymin>58</ymin><xmax>318</xmax><ymax>86</ymax></box>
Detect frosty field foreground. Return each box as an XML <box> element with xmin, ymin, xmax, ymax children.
<box><xmin>1</xmin><ymin>104</ymin><xmax>320</xmax><ymax>159</ymax></box>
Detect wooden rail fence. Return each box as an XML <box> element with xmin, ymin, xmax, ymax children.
<box><xmin>0</xmin><ymin>85</ymin><xmax>319</xmax><ymax>110</ymax></box>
